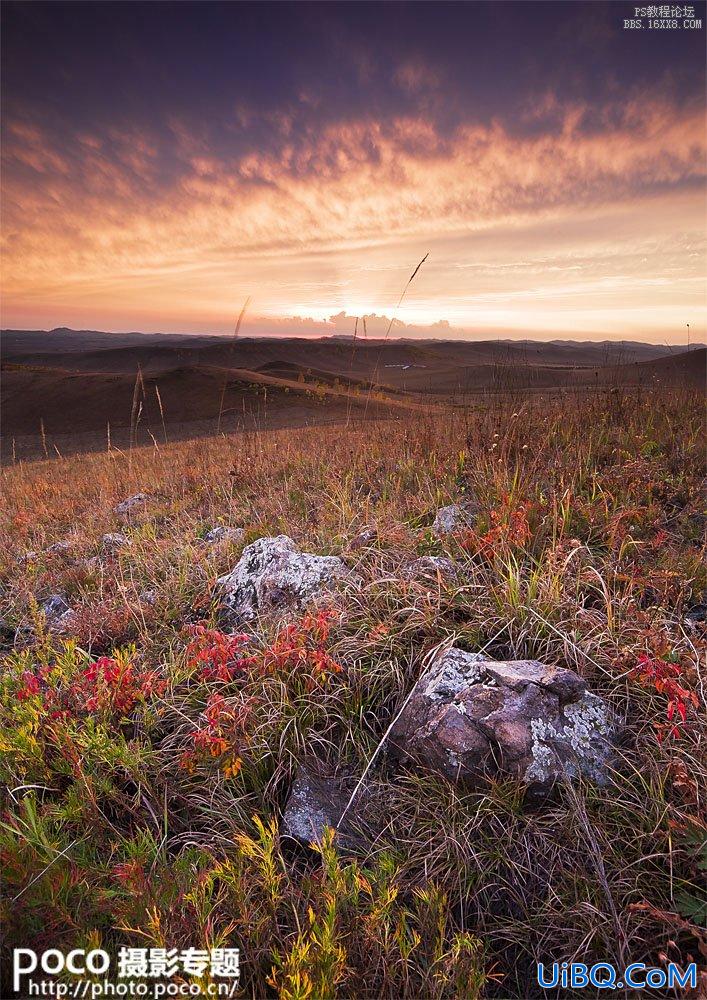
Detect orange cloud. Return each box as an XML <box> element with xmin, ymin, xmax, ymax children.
<box><xmin>1</xmin><ymin>98</ymin><xmax>705</xmax><ymax>340</ymax></box>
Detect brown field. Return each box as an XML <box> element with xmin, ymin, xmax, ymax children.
<box><xmin>2</xmin><ymin>329</ymin><xmax>704</xmax><ymax>461</ymax></box>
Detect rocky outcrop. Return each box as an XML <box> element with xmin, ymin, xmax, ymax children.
<box><xmin>390</xmin><ymin>648</ymin><xmax>617</xmax><ymax>792</ymax></box>
<box><xmin>216</xmin><ymin>535</ymin><xmax>354</xmax><ymax>622</ymax></box>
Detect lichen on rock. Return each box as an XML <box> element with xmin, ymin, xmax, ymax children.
<box><xmin>390</xmin><ymin>648</ymin><xmax>618</xmax><ymax>791</ymax></box>
<box><xmin>525</xmin><ymin>692</ymin><xmax>616</xmax><ymax>786</ymax></box>
<box><xmin>216</xmin><ymin>534</ymin><xmax>356</xmax><ymax>622</ymax></box>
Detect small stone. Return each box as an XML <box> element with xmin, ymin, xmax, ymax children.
<box><xmin>39</xmin><ymin>594</ymin><xmax>74</xmax><ymax>632</ymax></box>
<box><xmin>348</xmin><ymin>527</ymin><xmax>377</xmax><ymax>550</ymax></box>
<box><xmin>0</xmin><ymin>617</ymin><xmax>15</xmax><ymax>650</ymax></box>
<box><xmin>101</xmin><ymin>532</ymin><xmax>130</xmax><ymax>552</ymax></box>
<box><xmin>217</xmin><ymin>535</ymin><xmax>356</xmax><ymax>623</ymax></box>
<box><xmin>45</xmin><ymin>540</ymin><xmax>72</xmax><ymax>555</ymax></box>
<box><xmin>685</xmin><ymin>604</ymin><xmax>707</xmax><ymax>623</ymax></box>
<box><xmin>114</xmin><ymin>493</ymin><xmax>149</xmax><ymax>515</ymax></box>
<box><xmin>281</xmin><ymin>766</ymin><xmax>368</xmax><ymax>852</ymax></box>
<box><xmin>432</xmin><ymin>504</ymin><xmax>475</xmax><ymax>537</ymax></box>
<box><xmin>139</xmin><ymin>589</ymin><xmax>157</xmax><ymax>605</ymax></box>
<box><xmin>405</xmin><ymin>556</ymin><xmax>458</xmax><ymax>580</ymax></box>
<box><xmin>203</xmin><ymin>526</ymin><xmax>245</xmax><ymax>545</ymax></box>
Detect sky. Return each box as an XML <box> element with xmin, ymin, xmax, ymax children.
<box><xmin>1</xmin><ymin>0</ymin><xmax>705</xmax><ymax>343</ymax></box>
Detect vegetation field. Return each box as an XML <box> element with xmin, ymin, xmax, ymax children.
<box><xmin>1</xmin><ymin>387</ymin><xmax>705</xmax><ymax>998</ymax></box>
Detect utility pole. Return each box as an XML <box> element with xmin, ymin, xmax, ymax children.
<box><xmin>687</xmin><ymin>323</ymin><xmax>690</xmax><ymax>351</ymax></box>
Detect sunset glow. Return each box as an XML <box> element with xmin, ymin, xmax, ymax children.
<box><xmin>2</xmin><ymin>2</ymin><xmax>705</xmax><ymax>342</ymax></box>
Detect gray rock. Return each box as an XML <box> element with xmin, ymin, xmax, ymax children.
<box><xmin>39</xmin><ymin>594</ymin><xmax>74</xmax><ymax>631</ymax></box>
<box><xmin>203</xmin><ymin>526</ymin><xmax>245</xmax><ymax>545</ymax></box>
<box><xmin>114</xmin><ymin>493</ymin><xmax>149</xmax><ymax>515</ymax></box>
<box><xmin>216</xmin><ymin>535</ymin><xmax>354</xmax><ymax>622</ymax></box>
<box><xmin>101</xmin><ymin>532</ymin><xmax>130</xmax><ymax>552</ymax></box>
<box><xmin>390</xmin><ymin>648</ymin><xmax>617</xmax><ymax>791</ymax></box>
<box><xmin>139</xmin><ymin>589</ymin><xmax>157</xmax><ymax>605</ymax></box>
<box><xmin>432</xmin><ymin>504</ymin><xmax>474</xmax><ymax>537</ymax></box>
<box><xmin>281</xmin><ymin>766</ymin><xmax>367</xmax><ymax>851</ymax></box>
<box><xmin>405</xmin><ymin>556</ymin><xmax>458</xmax><ymax>580</ymax></box>
<box><xmin>45</xmin><ymin>540</ymin><xmax>72</xmax><ymax>555</ymax></box>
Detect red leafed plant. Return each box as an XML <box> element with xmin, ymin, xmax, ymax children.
<box><xmin>460</xmin><ymin>495</ymin><xmax>533</xmax><ymax>558</ymax></box>
<box><xmin>264</xmin><ymin>609</ymin><xmax>343</xmax><ymax>684</ymax></box>
<box><xmin>185</xmin><ymin>624</ymin><xmax>257</xmax><ymax>681</ymax></box>
<box><xmin>179</xmin><ymin>692</ymin><xmax>253</xmax><ymax>776</ymax></box>
<box><xmin>179</xmin><ymin>611</ymin><xmax>343</xmax><ymax>773</ymax></box>
<box><xmin>14</xmin><ymin>653</ymin><xmax>165</xmax><ymax>722</ymax></box>
<box><xmin>16</xmin><ymin>670</ymin><xmax>42</xmax><ymax>700</ymax></box>
<box><xmin>631</xmin><ymin>653</ymin><xmax>699</xmax><ymax>741</ymax></box>
<box><xmin>72</xmin><ymin>656</ymin><xmax>166</xmax><ymax>716</ymax></box>
<box><xmin>186</xmin><ymin>612</ymin><xmax>343</xmax><ymax>686</ymax></box>
<box><xmin>112</xmin><ymin>860</ymin><xmax>147</xmax><ymax>888</ymax></box>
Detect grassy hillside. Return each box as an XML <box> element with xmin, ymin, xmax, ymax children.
<box><xmin>1</xmin><ymin>388</ymin><xmax>705</xmax><ymax>998</ymax></box>
<box><xmin>3</xmin><ymin>334</ymin><xmax>704</xmax><ymax>462</ymax></box>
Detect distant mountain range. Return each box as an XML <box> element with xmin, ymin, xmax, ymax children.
<box><xmin>2</xmin><ymin>327</ymin><xmax>704</xmax><ymax>364</ymax></box>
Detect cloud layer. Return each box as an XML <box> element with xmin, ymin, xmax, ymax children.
<box><xmin>2</xmin><ymin>2</ymin><xmax>705</xmax><ymax>340</ymax></box>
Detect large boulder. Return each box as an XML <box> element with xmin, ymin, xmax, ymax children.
<box><xmin>216</xmin><ymin>535</ymin><xmax>354</xmax><ymax>622</ymax></box>
<box><xmin>390</xmin><ymin>648</ymin><xmax>617</xmax><ymax>791</ymax></box>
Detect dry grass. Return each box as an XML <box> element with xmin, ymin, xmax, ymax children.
<box><xmin>0</xmin><ymin>387</ymin><xmax>705</xmax><ymax>998</ymax></box>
